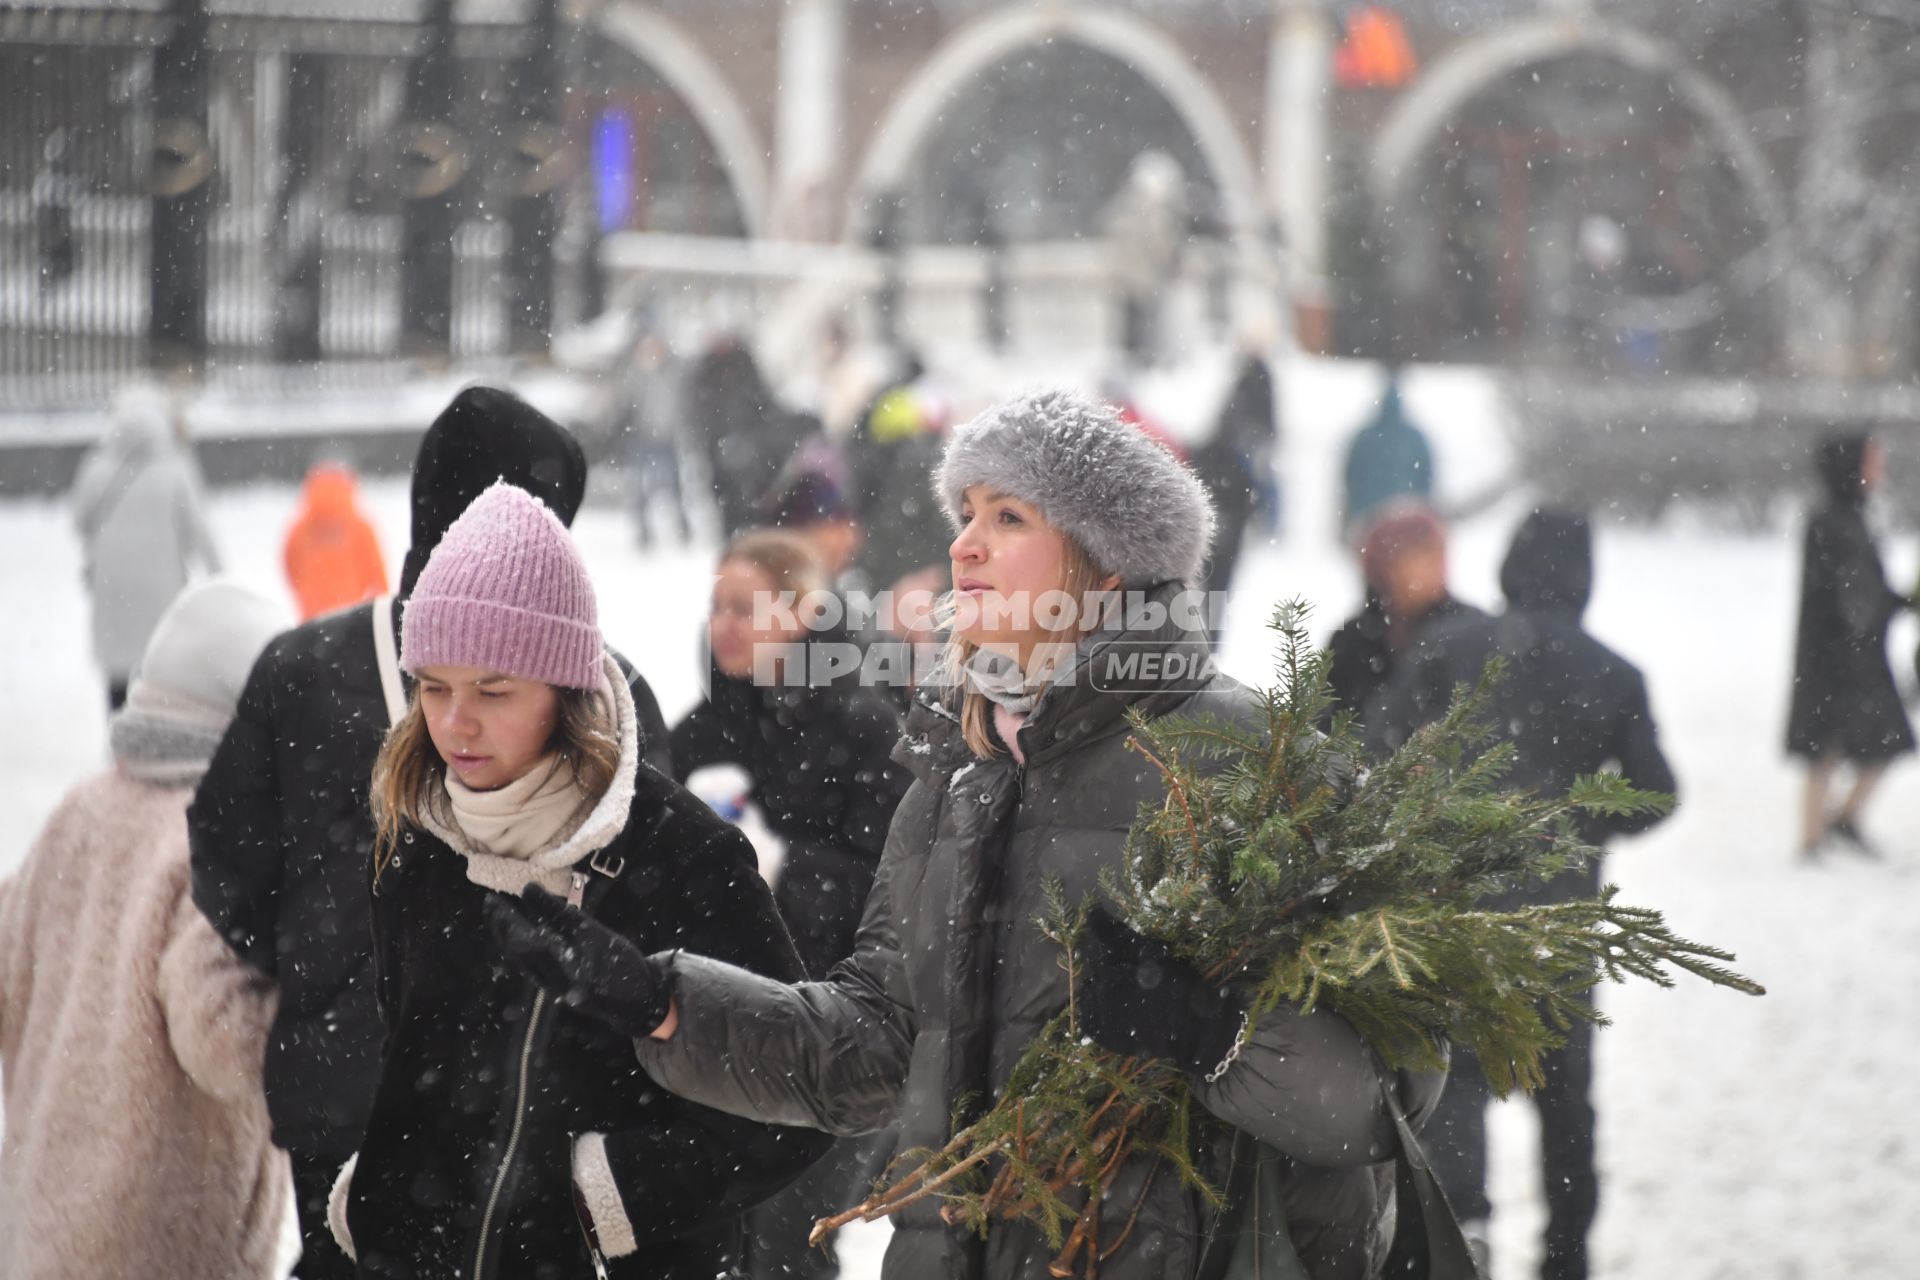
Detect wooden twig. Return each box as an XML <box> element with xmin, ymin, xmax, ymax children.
<box><xmin>809</xmin><ymin>1136</ymin><xmax>1009</xmax><ymax>1244</ymax></box>
<box><xmin>1046</xmin><ymin>1187</ymin><xmax>1101</xmax><ymax>1278</ymax></box>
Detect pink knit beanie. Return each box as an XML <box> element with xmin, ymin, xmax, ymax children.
<box><xmin>401</xmin><ymin>481</ymin><xmax>602</xmax><ymax>689</ymax></box>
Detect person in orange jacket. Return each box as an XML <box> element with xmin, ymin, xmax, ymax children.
<box><xmin>284</xmin><ymin>462</ymin><xmax>388</xmax><ymax>620</ymax></box>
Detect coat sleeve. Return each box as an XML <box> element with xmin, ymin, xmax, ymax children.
<box><xmin>580</xmin><ymin>782</ymin><xmax>837</xmax><ymax>1252</ymax></box>
<box><xmin>631</xmin><ymin>788</ymin><xmax>921</xmax><ymax>1137</ymax></box>
<box><xmin>1188</xmin><ymin>1001</ymin><xmax>1427</xmax><ymax>1168</ymax></box>
<box><xmin>1814</xmin><ymin>514</ymin><xmax>1901</xmax><ymax>639</ymax></box>
<box><xmin>159</xmin><ymin>885</ymin><xmax>279</xmax><ymax>1103</ymax></box>
<box><xmin>1597</xmin><ymin>667</ymin><xmax>1678</xmax><ymax>841</ymax></box>
<box><xmin>188</xmin><ymin>642</ymin><xmax>286</xmax><ymax>976</ymax></box>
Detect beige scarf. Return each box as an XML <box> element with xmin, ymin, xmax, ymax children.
<box><xmin>441</xmin><ymin>759</ymin><xmax>587</xmax><ymax>895</ymax></box>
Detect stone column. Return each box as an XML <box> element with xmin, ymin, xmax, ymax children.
<box><xmin>1265</xmin><ymin>0</ymin><xmax>1334</xmax><ymax>350</ymax></box>
<box><xmin>774</xmin><ymin>0</ymin><xmax>845</xmax><ymax>240</ymax></box>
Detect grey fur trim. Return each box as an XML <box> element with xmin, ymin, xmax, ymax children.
<box><xmin>108</xmin><ymin>710</ymin><xmax>220</xmax><ymax>784</ymax></box>
<box><xmin>933</xmin><ymin>388</ymin><xmax>1216</xmax><ymax>586</ymax></box>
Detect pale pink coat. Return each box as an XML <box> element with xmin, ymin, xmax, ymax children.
<box><xmin>0</xmin><ymin>771</ymin><xmax>285</xmax><ymax>1279</ymax></box>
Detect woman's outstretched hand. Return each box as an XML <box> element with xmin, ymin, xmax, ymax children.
<box><xmin>485</xmin><ymin>886</ymin><xmax>675</xmax><ymax>1039</ymax></box>
<box><xmin>1076</xmin><ymin>908</ymin><xmax>1244</xmax><ymax>1074</ymax></box>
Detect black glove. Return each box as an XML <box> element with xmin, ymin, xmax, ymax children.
<box><xmin>484</xmin><ymin>886</ymin><xmax>675</xmax><ymax>1038</ymax></box>
<box><xmin>1076</xmin><ymin>908</ymin><xmax>1244</xmax><ymax>1074</ymax></box>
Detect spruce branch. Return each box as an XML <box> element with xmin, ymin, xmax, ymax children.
<box><xmin>820</xmin><ymin>598</ymin><xmax>1761</xmax><ymax>1266</ymax></box>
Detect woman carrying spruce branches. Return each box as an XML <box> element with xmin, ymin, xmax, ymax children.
<box><xmin>327</xmin><ymin>482</ymin><xmax>828</xmax><ymax>1279</ymax></box>
<box><xmin>489</xmin><ymin>390</ymin><xmax>1445</xmax><ymax>1279</ymax></box>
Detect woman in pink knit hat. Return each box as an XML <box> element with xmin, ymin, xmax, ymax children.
<box><xmin>327</xmin><ymin>482</ymin><xmax>828</xmax><ymax>1280</ymax></box>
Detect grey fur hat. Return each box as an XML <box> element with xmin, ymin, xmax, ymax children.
<box><xmin>934</xmin><ymin>388</ymin><xmax>1216</xmax><ymax>586</ymax></box>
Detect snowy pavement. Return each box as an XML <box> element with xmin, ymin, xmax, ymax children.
<box><xmin>2</xmin><ymin>356</ymin><xmax>1918</xmax><ymax>1277</ymax></box>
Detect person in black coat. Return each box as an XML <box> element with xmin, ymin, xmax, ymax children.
<box><xmin>1323</xmin><ymin>501</ymin><xmax>1481</xmax><ymax>728</ymax></box>
<box><xmin>333</xmin><ymin>483</ymin><xmax>827</xmax><ymax>1279</ymax></box>
<box><xmin>1786</xmin><ymin>433</ymin><xmax>1913</xmax><ymax>860</ymax></box>
<box><xmin>187</xmin><ymin>387</ymin><xmax>672</xmax><ymax>1279</ymax></box>
<box><xmin>672</xmin><ymin>529</ymin><xmax>910</xmax><ymax>1280</ymax></box>
<box><xmin>672</xmin><ymin>529</ymin><xmax>910</xmax><ymax>976</ymax></box>
<box><xmin>686</xmin><ymin>335</ymin><xmax>799</xmax><ymax>540</ymax></box>
<box><xmin>1191</xmin><ymin>345</ymin><xmax>1279</xmax><ymax>621</ymax></box>
<box><xmin>1368</xmin><ymin>509</ymin><xmax>1678</xmax><ymax>1280</ymax></box>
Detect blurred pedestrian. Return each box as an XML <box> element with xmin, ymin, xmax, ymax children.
<box><xmin>70</xmin><ymin>380</ymin><xmax>222</xmax><ymax>709</ymax></box>
<box><xmin>847</xmin><ymin>350</ymin><xmax>950</xmax><ymax>598</ymax></box>
<box><xmin>1324</xmin><ymin>502</ymin><xmax>1479</xmax><ymax>726</ymax></box>
<box><xmin>763</xmin><ymin>464</ymin><xmax>866</xmax><ymax>589</ymax></box>
<box><xmin>616</xmin><ymin>325</ymin><xmax>693</xmax><ymax>549</ymax></box>
<box><xmin>671</xmin><ymin>529</ymin><xmax>910</xmax><ymax>1280</ymax></box>
<box><xmin>1369</xmin><ymin>509</ymin><xmax>1678</xmax><ymax>1280</ymax></box>
<box><xmin>188</xmin><ymin>386</ymin><xmax>674</xmax><ymax>1280</ymax></box>
<box><xmin>0</xmin><ymin>580</ymin><xmax>289</xmax><ymax>1280</ymax></box>
<box><xmin>329</xmin><ymin>485</ymin><xmax>827</xmax><ymax>1278</ymax></box>
<box><xmin>1190</xmin><ymin>337</ymin><xmax>1281</xmax><ymax>611</ymax></box>
<box><xmin>686</xmin><ymin>333</ymin><xmax>797</xmax><ymax>540</ymax></box>
<box><xmin>1786</xmin><ymin>434</ymin><xmax>1913</xmax><ymax>861</ymax></box>
<box><xmin>284</xmin><ymin>460</ymin><xmax>388</xmax><ymax>620</ymax></box>
<box><xmin>1103</xmin><ymin>150</ymin><xmax>1189</xmax><ymax>367</ymax></box>
<box><xmin>1340</xmin><ymin>370</ymin><xmax>1433</xmax><ymax>547</ymax></box>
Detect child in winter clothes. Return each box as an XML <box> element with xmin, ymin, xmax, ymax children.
<box><xmin>0</xmin><ymin>579</ymin><xmax>289</xmax><ymax>1280</ymax></box>
<box><xmin>491</xmin><ymin>391</ymin><xmax>1446</xmax><ymax>1280</ymax></box>
<box><xmin>331</xmin><ymin>482</ymin><xmax>828</xmax><ymax>1280</ymax></box>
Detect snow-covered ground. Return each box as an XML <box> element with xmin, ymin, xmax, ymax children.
<box><xmin>2</xmin><ymin>355</ymin><xmax>1917</xmax><ymax>1277</ymax></box>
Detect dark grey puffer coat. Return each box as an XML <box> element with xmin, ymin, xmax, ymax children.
<box><xmin>637</xmin><ymin>597</ymin><xmax>1440</xmax><ymax>1280</ymax></box>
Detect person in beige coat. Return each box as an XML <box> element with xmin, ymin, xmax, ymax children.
<box><xmin>0</xmin><ymin>578</ymin><xmax>290</xmax><ymax>1279</ymax></box>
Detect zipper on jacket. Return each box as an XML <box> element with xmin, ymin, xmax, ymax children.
<box><xmin>474</xmin><ymin>989</ymin><xmax>547</xmax><ymax>1280</ymax></box>
<box><xmin>569</xmin><ymin>1135</ymin><xmax>612</xmax><ymax>1280</ymax></box>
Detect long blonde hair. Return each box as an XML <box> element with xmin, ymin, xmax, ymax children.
<box><xmin>370</xmin><ymin>683</ymin><xmax>620</xmax><ymax>883</ymax></box>
<box><xmin>938</xmin><ymin>534</ymin><xmax>1115</xmax><ymax>759</ymax></box>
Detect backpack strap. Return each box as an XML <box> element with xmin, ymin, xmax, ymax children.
<box><xmin>371</xmin><ymin>594</ymin><xmax>407</xmax><ymax>728</ymax></box>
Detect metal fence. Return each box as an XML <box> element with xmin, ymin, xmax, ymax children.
<box><xmin>0</xmin><ymin>34</ymin><xmax>526</xmax><ymax>411</ymax></box>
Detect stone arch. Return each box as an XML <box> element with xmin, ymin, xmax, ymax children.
<box><xmin>1370</xmin><ymin>14</ymin><xmax>1785</xmax><ymax>237</ymax></box>
<box><xmin>849</xmin><ymin>5</ymin><xmax>1266</xmax><ymax>246</ymax></box>
<box><xmin>593</xmin><ymin>2</ymin><xmax>772</xmax><ymax>237</ymax></box>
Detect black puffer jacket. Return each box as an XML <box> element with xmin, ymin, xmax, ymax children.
<box><xmin>670</xmin><ymin>658</ymin><xmax>910</xmax><ymax>976</ymax></box>
<box><xmin>343</xmin><ymin>662</ymin><xmax>829</xmax><ymax>1280</ymax></box>
<box><xmin>635</xmin><ymin>588</ymin><xmax>1442</xmax><ymax>1280</ymax></box>
<box><xmin>187</xmin><ymin>600</ymin><xmax>669</xmax><ymax>1157</ymax></box>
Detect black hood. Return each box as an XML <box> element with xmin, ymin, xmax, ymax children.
<box><xmin>1815</xmin><ymin>434</ymin><xmax>1870</xmax><ymax>509</ymax></box>
<box><xmin>1500</xmin><ymin>509</ymin><xmax>1592</xmax><ymax>616</ymax></box>
<box><xmin>399</xmin><ymin>386</ymin><xmax>587</xmax><ymax>596</ymax></box>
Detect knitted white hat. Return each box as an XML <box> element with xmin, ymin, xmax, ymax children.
<box><xmin>110</xmin><ymin>579</ymin><xmax>290</xmax><ymax>782</ymax></box>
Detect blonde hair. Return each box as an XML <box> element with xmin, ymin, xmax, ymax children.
<box><xmin>720</xmin><ymin>528</ymin><xmax>830</xmax><ymax>600</ymax></box>
<box><xmin>371</xmin><ymin>683</ymin><xmax>619</xmax><ymax>883</ymax></box>
<box><xmin>939</xmin><ymin>533</ymin><xmax>1114</xmax><ymax>759</ymax></box>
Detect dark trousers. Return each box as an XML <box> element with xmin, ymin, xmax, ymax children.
<box><xmin>1387</xmin><ymin>1007</ymin><xmax>1597</xmax><ymax>1280</ymax></box>
<box><xmin>289</xmin><ymin>1147</ymin><xmax>359</xmax><ymax>1280</ymax></box>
